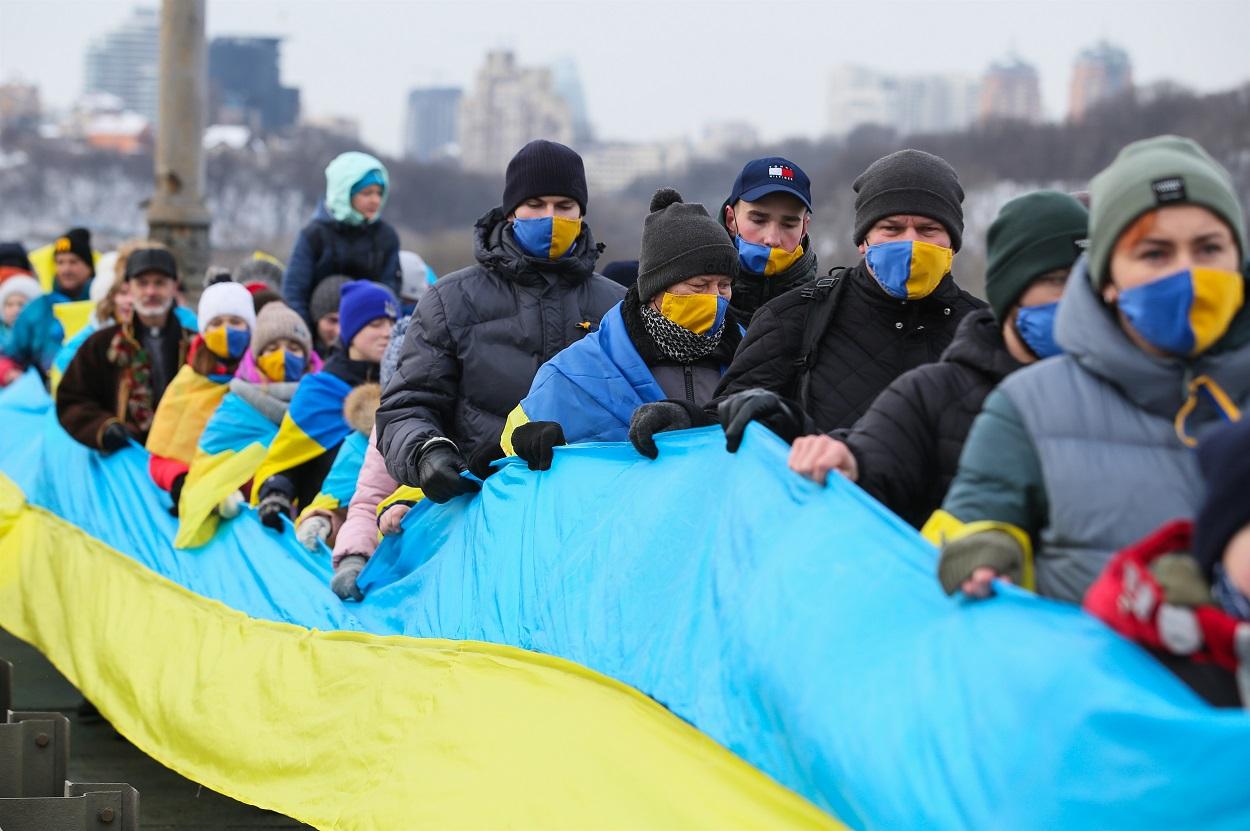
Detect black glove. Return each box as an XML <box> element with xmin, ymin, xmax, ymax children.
<box><xmin>100</xmin><ymin>422</ymin><xmax>130</xmax><ymax>452</ymax></box>
<box><xmin>417</xmin><ymin>440</ymin><xmax>481</xmax><ymax>504</ymax></box>
<box><xmin>718</xmin><ymin>388</ymin><xmax>805</xmax><ymax>453</ymax></box>
<box><xmin>256</xmin><ymin>474</ymin><xmax>296</xmax><ymax>525</ymax></box>
<box><xmin>167</xmin><ymin>472</ymin><xmax>187</xmax><ymax>517</ymax></box>
<box><xmin>511</xmin><ymin>421</ymin><xmax>566</xmax><ymax>471</ymax></box>
<box><xmin>628</xmin><ymin>400</ymin><xmax>706</xmax><ymax>459</ymax></box>
<box><xmin>256</xmin><ymin>491</ymin><xmax>293</xmax><ymax>531</ymax></box>
<box><xmin>467</xmin><ymin>439</ymin><xmax>506</xmax><ymax>481</ymax></box>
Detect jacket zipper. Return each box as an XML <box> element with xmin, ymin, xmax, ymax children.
<box><xmin>683</xmin><ymin>365</ymin><xmax>695</xmax><ymax>404</ymax></box>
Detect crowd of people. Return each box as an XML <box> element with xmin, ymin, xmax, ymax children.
<box><xmin>2</xmin><ymin>135</ymin><xmax>1248</xmax><ymax>708</ymax></box>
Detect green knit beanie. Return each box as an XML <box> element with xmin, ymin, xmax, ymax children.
<box><xmin>985</xmin><ymin>191</ymin><xmax>1089</xmax><ymax>321</ymax></box>
<box><xmin>1087</xmin><ymin>135</ymin><xmax>1246</xmax><ymax>288</ymax></box>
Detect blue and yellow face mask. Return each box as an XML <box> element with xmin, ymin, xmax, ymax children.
<box><xmin>204</xmin><ymin>324</ymin><xmax>251</xmax><ymax>360</ymax></box>
<box><xmin>659</xmin><ymin>292</ymin><xmax>728</xmax><ymax>336</ymax></box>
<box><xmin>864</xmin><ymin>240</ymin><xmax>954</xmax><ymax>300</ymax></box>
<box><xmin>511</xmin><ymin>216</ymin><xmax>583</xmax><ymax>261</ymax></box>
<box><xmin>1116</xmin><ymin>267</ymin><xmax>1245</xmax><ymax>356</ymax></box>
<box><xmin>735</xmin><ymin>237</ymin><xmax>805</xmax><ymax>276</ymax></box>
<box><xmin>257</xmin><ymin>348</ymin><xmax>307</xmax><ymax>383</ymax></box>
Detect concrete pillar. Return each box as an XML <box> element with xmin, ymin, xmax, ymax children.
<box><xmin>146</xmin><ymin>0</ymin><xmax>211</xmax><ymax>287</ymax></box>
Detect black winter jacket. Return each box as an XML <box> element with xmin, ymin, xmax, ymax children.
<box><xmin>713</xmin><ymin>259</ymin><xmax>985</xmax><ymax>433</ymax></box>
<box><xmin>843</xmin><ymin>308</ymin><xmax>1022</xmax><ymax>528</ymax></box>
<box><xmin>281</xmin><ymin>202</ymin><xmax>402</xmax><ymax>325</ymax></box>
<box><xmin>376</xmin><ymin>208</ymin><xmax>625</xmax><ymax>483</ymax></box>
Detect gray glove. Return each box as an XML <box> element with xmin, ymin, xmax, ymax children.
<box><xmin>331</xmin><ymin>554</ymin><xmax>368</xmax><ymax>602</ymax></box>
<box><xmin>628</xmin><ymin>400</ymin><xmax>706</xmax><ymax>459</ymax></box>
<box><xmin>296</xmin><ymin>515</ymin><xmax>332</xmax><ymax>552</ymax></box>
<box><xmin>937</xmin><ymin>529</ymin><xmax>1025</xmax><ymax>596</ymax></box>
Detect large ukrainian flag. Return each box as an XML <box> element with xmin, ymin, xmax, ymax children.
<box><xmin>249</xmin><ymin>373</ymin><xmax>354</xmax><ymax>506</ymax></box>
<box><xmin>296</xmin><ymin>429</ymin><xmax>368</xmax><ymax>525</ymax></box>
<box><xmin>2</xmin><ymin>372</ymin><xmax>1250</xmax><ymax>830</ymax></box>
<box><xmin>175</xmin><ymin>391</ymin><xmax>283</xmax><ymax>549</ymax></box>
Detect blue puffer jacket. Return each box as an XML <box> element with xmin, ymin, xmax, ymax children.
<box><xmin>281</xmin><ymin>202</ymin><xmax>401</xmax><ymax>325</ymax></box>
<box><xmin>6</xmin><ymin>280</ymin><xmax>92</xmax><ymax>374</ymax></box>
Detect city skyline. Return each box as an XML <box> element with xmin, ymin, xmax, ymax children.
<box><xmin>1</xmin><ymin>0</ymin><xmax>1247</xmax><ymax>157</ymax></box>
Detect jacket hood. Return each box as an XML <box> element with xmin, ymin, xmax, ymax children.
<box><xmin>941</xmin><ymin>306</ymin><xmax>1022</xmax><ymax>382</ymax></box>
<box><xmin>324</xmin><ymin>151</ymin><xmax>389</xmax><ymax>226</ymax></box>
<box><xmin>472</xmin><ymin>207</ymin><xmax>602</xmax><ymax>287</ymax></box>
<box><xmin>1055</xmin><ymin>254</ymin><xmax>1250</xmax><ymax>424</ymax></box>
<box><xmin>343</xmin><ymin>382</ymin><xmax>381</xmax><ymax>435</ymax></box>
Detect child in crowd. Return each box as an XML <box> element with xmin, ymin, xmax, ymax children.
<box><xmin>0</xmin><ymin>275</ymin><xmax>42</xmax><ymax>384</ymax></box>
<box><xmin>146</xmin><ymin>279</ymin><xmax>257</xmax><ymax>506</ymax></box>
<box><xmin>1085</xmin><ymin>417</ymin><xmax>1250</xmax><ymax>709</ymax></box>
<box><xmin>173</xmin><ymin>301</ymin><xmax>315</xmax><ymax>548</ymax></box>
<box><xmin>252</xmin><ymin>281</ymin><xmax>395</xmax><ymax>530</ymax></box>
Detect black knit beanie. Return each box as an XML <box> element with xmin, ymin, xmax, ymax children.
<box><xmin>853</xmin><ymin>150</ymin><xmax>965</xmax><ymax>251</ymax></box>
<box><xmin>1193</xmin><ymin>418</ymin><xmax>1250</xmax><ymax>580</ymax></box>
<box><xmin>502</xmin><ymin>140</ymin><xmax>589</xmax><ymax>216</ymax></box>
<box><xmin>0</xmin><ymin>241</ymin><xmax>32</xmax><ymax>273</ymax></box>
<box><xmin>54</xmin><ymin>227</ymin><xmax>94</xmax><ymax>274</ymax></box>
<box><xmin>637</xmin><ymin>189</ymin><xmax>739</xmax><ymax>302</ymax></box>
<box><xmin>985</xmin><ymin>191</ymin><xmax>1088</xmax><ymax>321</ymax></box>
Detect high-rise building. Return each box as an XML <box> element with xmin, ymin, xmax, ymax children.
<box><xmin>403</xmin><ymin>87</ymin><xmax>462</xmax><ymax>162</ymax></box>
<box><xmin>83</xmin><ymin>6</ymin><xmax>160</xmax><ymax>123</ymax></box>
<box><xmin>1068</xmin><ymin>41</ymin><xmax>1133</xmax><ymax>121</ymax></box>
<box><xmin>896</xmin><ymin>74</ymin><xmax>980</xmax><ymax>135</ymax></box>
<box><xmin>978</xmin><ymin>56</ymin><xmax>1043</xmax><ymax>124</ymax></box>
<box><xmin>827</xmin><ymin>66</ymin><xmax>899</xmax><ymax>135</ymax></box>
<box><xmin>458</xmin><ymin>50</ymin><xmax>575</xmax><ymax>173</ymax></box>
<box><xmin>552</xmin><ymin>57</ymin><xmax>593</xmax><ymax>145</ymax></box>
<box><xmin>208</xmin><ymin>37</ymin><xmax>300</xmax><ymax>132</ymax></box>
<box><xmin>581</xmin><ymin>140</ymin><xmax>690</xmax><ymax>193</ymax></box>
<box><xmin>827</xmin><ymin>66</ymin><xmax>978</xmax><ymax>137</ymax></box>
<box><xmin>0</xmin><ymin>81</ymin><xmax>41</xmax><ymax>131</ymax></box>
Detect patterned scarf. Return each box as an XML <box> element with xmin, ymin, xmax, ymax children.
<box><xmin>106</xmin><ymin>325</ymin><xmax>158</xmax><ymax>433</ymax></box>
<box><xmin>104</xmin><ymin>322</ymin><xmax>192</xmax><ymax>434</ymax></box>
<box><xmin>639</xmin><ymin>302</ymin><xmax>725</xmax><ymax>364</ymax></box>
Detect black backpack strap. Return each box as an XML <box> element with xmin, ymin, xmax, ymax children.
<box><xmin>794</xmin><ymin>267</ymin><xmax>849</xmax><ymax>411</ymax></box>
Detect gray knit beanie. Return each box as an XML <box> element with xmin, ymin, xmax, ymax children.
<box><xmin>1087</xmin><ymin>135</ymin><xmax>1246</xmax><ymax>288</ymax></box>
<box><xmin>252</xmin><ymin>302</ymin><xmax>312</xmax><ymax>358</ymax></box>
<box><xmin>853</xmin><ymin>149</ymin><xmax>965</xmax><ymax>251</ymax></box>
<box><xmin>310</xmin><ymin>275</ymin><xmax>350</xmax><ymax>323</ymax></box>
<box><xmin>637</xmin><ymin>188</ymin><xmax>739</xmax><ymax>302</ymax></box>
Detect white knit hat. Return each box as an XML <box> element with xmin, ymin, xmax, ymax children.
<box><xmin>89</xmin><ymin>252</ymin><xmax>119</xmax><ymax>303</ymax></box>
<box><xmin>197</xmin><ymin>281</ymin><xmax>257</xmax><ymax>331</ymax></box>
<box><xmin>0</xmin><ymin>275</ymin><xmax>42</xmax><ymax>309</ymax></box>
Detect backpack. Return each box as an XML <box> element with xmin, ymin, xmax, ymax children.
<box><xmin>793</xmin><ymin>267</ymin><xmax>849</xmax><ymax>411</ymax></box>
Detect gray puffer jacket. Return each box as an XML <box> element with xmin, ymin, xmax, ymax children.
<box><xmin>942</xmin><ymin>255</ymin><xmax>1250</xmax><ymax>602</ymax></box>
<box><xmin>376</xmin><ymin>208</ymin><xmax>625</xmax><ymax>484</ymax></box>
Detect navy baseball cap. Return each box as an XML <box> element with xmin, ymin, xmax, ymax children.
<box><xmin>728</xmin><ymin>157</ymin><xmax>812</xmax><ymax>211</ymax></box>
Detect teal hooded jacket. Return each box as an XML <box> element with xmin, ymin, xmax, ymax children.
<box><xmin>281</xmin><ymin>151</ymin><xmax>401</xmax><ymax>325</ymax></box>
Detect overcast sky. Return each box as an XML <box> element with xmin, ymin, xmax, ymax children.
<box><xmin>1</xmin><ymin>0</ymin><xmax>1247</xmax><ymax>156</ymax></box>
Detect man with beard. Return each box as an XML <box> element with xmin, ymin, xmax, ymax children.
<box><xmin>57</xmin><ymin>246</ymin><xmax>197</xmax><ymax>451</ymax></box>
